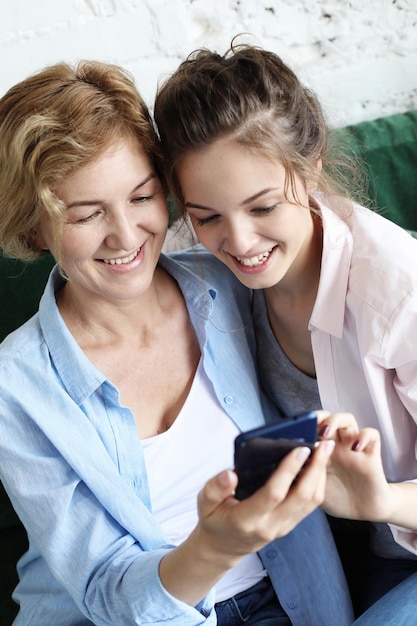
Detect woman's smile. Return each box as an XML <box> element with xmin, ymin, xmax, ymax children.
<box><xmin>234</xmin><ymin>247</ymin><xmax>275</xmax><ymax>268</ymax></box>
<box><xmin>177</xmin><ymin>138</ymin><xmax>316</xmax><ymax>290</ymax></box>
<box><xmin>101</xmin><ymin>246</ymin><xmax>142</xmax><ymax>266</ymax></box>
<box><xmin>37</xmin><ymin>137</ymin><xmax>169</xmax><ymax>303</ymax></box>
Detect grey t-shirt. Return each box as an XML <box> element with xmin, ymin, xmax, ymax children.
<box><xmin>252</xmin><ymin>289</ymin><xmax>320</xmax><ymax>417</ymax></box>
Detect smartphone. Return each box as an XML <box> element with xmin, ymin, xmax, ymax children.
<box><xmin>234</xmin><ymin>411</ymin><xmax>318</xmax><ymax>500</ymax></box>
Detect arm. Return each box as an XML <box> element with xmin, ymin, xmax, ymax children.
<box><xmin>160</xmin><ymin>439</ymin><xmax>335</xmax><ymax>606</ymax></box>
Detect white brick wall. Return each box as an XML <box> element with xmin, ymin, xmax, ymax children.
<box><xmin>0</xmin><ymin>0</ymin><xmax>416</xmax><ymax>127</ymax></box>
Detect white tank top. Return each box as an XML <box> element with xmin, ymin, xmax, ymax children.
<box><xmin>141</xmin><ymin>359</ymin><xmax>266</xmax><ymax>602</ymax></box>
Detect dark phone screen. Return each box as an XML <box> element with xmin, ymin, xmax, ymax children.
<box><xmin>234</xmin><ymin>411</ymin><xmax>317</xmax><ymax>500</ymax></box>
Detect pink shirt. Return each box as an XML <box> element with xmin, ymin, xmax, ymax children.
<box><xmin>311</xmin><ymin>199</ymin><xmax>417</xmax><ymax>552</ymax></box>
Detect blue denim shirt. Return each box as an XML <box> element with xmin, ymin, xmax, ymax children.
<box><xmin>0</xmin><ymin>249</ymin><xmax>353</xmax><ymax>625</ymax></box>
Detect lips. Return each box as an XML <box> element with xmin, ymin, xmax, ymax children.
<box><xmin>102</xmin><ymin>248</ymin><xmax>141</xmax><ymax>265</ymax></box>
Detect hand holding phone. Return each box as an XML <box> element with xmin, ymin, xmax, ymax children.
<box><xmin>234</xmin><ymin>411</ymin><xmax>318</xmax><ymax>500</ymax></box>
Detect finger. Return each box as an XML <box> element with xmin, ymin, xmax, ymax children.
<box><xmin>350</xmin><ymin>427</ymin><xmax>381</xmax><ymax>453</ymax></box>
<box><xmin>294</xmin><ymin>440</ymin><xmax>335</xmax><ymax>490</ymax></box>
<box><xmin>250</xmin><ymin>446</ymin><xmax>313</xmax><ymax>510</ymax></box>
<box><xmin>318</xmin><ymin>412</ymin><xmax>359</xmax><ymax>441</ymax></box>
<box><xmin>312</xmin><ymin>438</ymin><xmax>336</xmax><ymax>461</ymax></box>
<box><xmin>262</xmin><ymin>442</ymin><xmax>334</xmax><ymax>534</ymax></box>
<box><xmin>198</xmin><ymin>469</ymin><xmax>238</xmax><ymax>518</ymax></box>
<box><xmin>315</xmin><ymin>410</ymin><xmax>332</xmax><ymax>424</ymax></box>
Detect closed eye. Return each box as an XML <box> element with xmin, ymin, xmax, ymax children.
<box><xmin>69</xmin><ymin>210</ymin><xmax>102</xmax><ymax>225</ymax></box>
<box><xmin>131</xmin><ymin>194</ymin><xmax>156</xmax><ymax>204</ymax></box>
<box><xmin>252</xmin><ymin>203</ymin><xmax>279</xmax><ymax>215</ymax></box>
<box><xmin>192</xmin><ymin>204</ymin><xmax>278</xmax><ymax>226</ymax></box>
<box><xmin>194</xmin><ymin>213</ymin><xmax>220</xmax><ymax>226</ymax></box>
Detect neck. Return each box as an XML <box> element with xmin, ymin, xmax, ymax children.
<box><xmin>56</xmin><ymin>266</ymin><xmax>173</xmax><ymax>347</ymax></box>
<box><xmin>266</xmin><ymin>209</ymin><xmax>322</xmax><ymax>305</ymax></box>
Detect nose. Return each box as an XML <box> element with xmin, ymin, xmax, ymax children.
<box><xmin>104</xmin><ymin>207</ymin><xmax>138</xmax><ymax>251</ymax></box>
<box><xmin>222</xmin><ymin>216</ymin><xmax>257</xmax><ymax>255</ymax></box>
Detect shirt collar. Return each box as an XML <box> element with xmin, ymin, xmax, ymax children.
<box><xmin>309</xmin><ymin>201</ymin><xmax>353</xmax><ymax>338</ymax></box>
<box><xmin>158</xmin><ymin>250</ymin><xmax>218</xmax><ymax>327</ymax></box>
<box><xmin>39</xmin><ymin>255</ymin><xmax>217</xmax><ymax>404</ymax></box>
<box><xmin>39</xmin><ymin>267</ymin><xmax>107</xmax><ymax>405</ymax></box>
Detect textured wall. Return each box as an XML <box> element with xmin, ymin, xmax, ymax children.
<box><xmin>0</xmin><ymin>0</ymin><xmax>416</xmax><ymax>126</ymax></box>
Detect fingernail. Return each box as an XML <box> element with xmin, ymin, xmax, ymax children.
<box><xmin>318</xmin><ymin>424</ymin><xmax>330</xmax><ymax>438</ymax></box>
<box><xmin>297</xmin><ymin>446</ymin><xmax>312</xmax><ymax>463</ymax></box>
<box><xmin>322</xmin><ymin>440</ymin><xmax>335</xmax><ymax>457</ymax></box>
<box><xmin>218</xmin><ymin>469</ymin><xmax>232</xmax><ymax>487</ymax></box>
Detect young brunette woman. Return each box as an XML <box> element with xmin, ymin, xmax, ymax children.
<box><xmin>154</xmin><ymin>42</ymin><xmax>417</xmax><ymax>623</ymax></box>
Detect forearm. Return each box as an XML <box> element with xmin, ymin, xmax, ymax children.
<box><xmin>159</xmin><ymin>525</ymin><xmax>240</xmax><ymax>607</ymax></box>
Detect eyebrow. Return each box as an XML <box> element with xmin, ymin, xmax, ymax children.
<box><xmin>66</xmin><ymin>173</ymin><xmax>157</xmax><ymax>209</ymax></box>
<box><xmin>184</xmin><ymin>187</ymin><xmax>281</xmax><ymax>211</ymax></box>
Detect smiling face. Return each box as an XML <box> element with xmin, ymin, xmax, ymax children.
<box><xmin>177</xmin><ymin>138</ymin><xmax>320</xmax><ymax>291</ymax></box>
<box><xmin>37</xmin><ymin>136</ymin><xmax>169</xmax><ymax>306</ymax></box>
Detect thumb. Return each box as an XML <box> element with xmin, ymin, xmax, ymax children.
<box><xmin>198</xmin><ymin>470</ymin><xmax>238</xmax><ymax>518</ymax></box>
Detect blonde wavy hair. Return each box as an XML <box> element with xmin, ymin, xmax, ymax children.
<box><xmin>0</xmin><ymin>60</ymin><xmax>162</xmax><ymax>261</ymax></box>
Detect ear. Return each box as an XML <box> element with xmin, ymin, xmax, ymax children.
<box><xmin>307</xmin><ymin>157</ymin><xmax>323</xmax><ymax>193</ymax></box>
<box><xmin>31</xmin><ymin>225</ymin><xmax>50</xmax><ymax>252</ymax></box>
<box><xmin>32</xmin><ymin>212</ymin><xmax>57</xmax><ymax>252</ymax></box>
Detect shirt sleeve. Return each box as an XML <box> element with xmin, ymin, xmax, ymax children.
<box><xmin>381</xmin><ymin>289</ymin><xmax>417</xmax><ymax>554</ymax></box>
<box><xmin>0</xmin><ymin>389</ymin><xmax>216</xmax><ymax>625</ymax></box>
<box><xmin>390</xmin><ymin>513</ymin><xmax>417</xmax><ymax>556</ymax></box>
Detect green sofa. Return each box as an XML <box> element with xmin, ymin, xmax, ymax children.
<box><xmin>1</xmin><ymin>108</ymin><xmax>417</xmax><ymax>624</ymax></box>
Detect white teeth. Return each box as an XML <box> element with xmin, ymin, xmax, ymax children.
<box><xmin>236</xmin><ymin>249</ymin><xmax>272</xmax><ymax>267</ymax></box>
<box><xmin>103</xmin><ymin>249</ymin><xmax>140</xmax><ymax>265</ymax></box>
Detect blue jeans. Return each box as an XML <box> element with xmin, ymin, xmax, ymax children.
<box><xmin>353</xmin><ymin>570</ymin><xmax>417</xmax><ymax>625</ymax></box>
<box><xmin>215</xmin><ymin>577</ymin><xmax>291</xmax><ymax>625</ymax></box>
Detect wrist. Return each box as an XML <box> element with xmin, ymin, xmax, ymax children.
<box><xmin>189</xmin><ymin>524</ymin><xmax>242</xmax><ymax>573</ymax></box>
<box><xmin>159</xmin><ymin>526</ymin><xmax>240</xmax><ymax>607</ymax></box>
<box><xmin>380</xmin><ymin>482</ymin><xmax>416</xmax><ymax>529</ymax></box>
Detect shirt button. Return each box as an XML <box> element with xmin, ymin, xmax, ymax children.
<box><xmin>266</xmin><ymin>549</ymin><xmax>277</xmax><ymax>559</ymax></box>
<box><xmin>287</xmin><ymin>601</ymin><xmax>297</xmax><ymax>609</ymax></box>
<box><xmin>224</xmin><ymin>395</ymin><xmax>233</xmax><ymax>405</ymax></box>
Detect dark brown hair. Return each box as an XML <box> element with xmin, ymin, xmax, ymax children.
<box><xmin>154</xmin><ymin>42</ymin><xmax>361</xmax><ymax>215</ymax></box>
